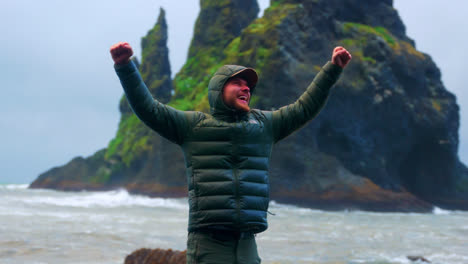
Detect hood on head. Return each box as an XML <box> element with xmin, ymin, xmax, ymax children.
<box><xmin>208</xmin><ymin>65</ymin><xmax>258</xmax><ymax>116</ymax></box>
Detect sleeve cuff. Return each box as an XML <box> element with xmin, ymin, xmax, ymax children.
<box><xmin>322</xmin><ymin>61</ymin><xmax>343</xmax><ymax>78</ymax></box>
<box><xmin>114</xmin><ymin>60</ymin><xmax>137</xmax><ymax>74</ymax></box>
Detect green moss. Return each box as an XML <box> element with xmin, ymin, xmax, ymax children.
<box><xmin>394</xmin><ymin>41</ymin><xmax>425</xmax><ymax>60</ymax></box>
<box><xmin>362</xmin><ymin>56</ymin><xmax>376</xmax><ymax>64</ymax></box>
<box><xmin>249</xmin><ymin>95</ymin><xmax>260</xmax><ymax>107</ymax></box>
<box><xmin>194</xmin><ymin>94</ymin><xmax>210</xmax><ymax>112</ymax></box>
<box><xmin>341</xmin><ymin>38</ymin><xmax>355</xmax><ymax>47</ymax></box>
<box><xmin>268</xmin><ymin>0</ymin><xmax>296</xmax><ymax>11</ymax></box>
<box><xmin>343</xmin><ymin>23</ymin><xmax>396</xmax><ymax>48</ymax></box>
<box><xmin>201</xmin><ymin>0</ymin><xmax>231</xmax><ymax>9</ymax></box>
<box><xmin>431</xmin><ymin>99</ymin><xmax>442</xmax><ymax>112</ymax></box>
<box><xmin>105</xmin><ymin>114</ymin><xmax>153</xmax><ymax>167</ymax></box>
<box><xmin>350</xmin><ymin>50</ymin><xmax>376</xmax><ymax>64</ymax></box>
<box><xmin>141</xmin><ymin>25</ymin><xmax>161</xmax><ymax>61</ymax></box>
<box><xmin>149</xmin><ymin>79</ymin><xmax>165</xmax><ymax>91</ymax></box>
<box><xmin>229</xmin><ymin>46</ymin><xmax>274</xmax><ymax>70</ymax></box>
<box><xmin>340</xmin><ymin>38</ymin><xmax>367</xmax><ymax>48</ymax></box>
<box><xmin>246</xmin><ymin>23</ymin><xmax>266</xmax><ymax>34</ymax></box>
<box><xmin>171</xmin><ymin>56</ymin><xmax>223</xmax><ymax>112</ymax></box>
<box><xmin>339</xmin><ymin>38</ymin><xmax>376</xmax><ymax>64</ymax></box>
<box><xmin>106</xmin><ymin>134</ymin><xmax>123</xmax><ymax>158</ymax></box>
<box><xmin>172</xmin><ymin>45</ymin><xmax>225</xmax><ymax>106</ymax></box>
<box><xmin>167</xmin><ymin>2</ymin><xmax>299</xmax><ymax>114</ymax></box>
<box><xmin>270</xmin><ymin>1</ymin><xmax>281</xmax><ymax>9</ymax></box>
<box><xmin>256</xmin><ymin>47</ymin><xmax>271</xmax><ymax>57</ymax></box>
<box><xmin>91</xmin><ymin>167</ymin><xmax>111</xmax><ymax>184</ymax></box>
<box><xmin>224</xmin><ymin>37</ymin><xmax>241</xmax><ymax>58</ymax></box>
<box><xmin>244</xmin><ymin>3</ymin><xmax>297</xmax><ymax>35</ymax></box>
<box><xmin>168</xmin><ymin>98</ymin><xmax>192</xmax><ymax>111</ymax></box>
<box><xmin>174</xmin><ymin>76</ymin><xmax>198</xmax><ymax>94</ymax></box>
<box><xmin>374</xmin><ymin>26</ymin><xmax>395</xmax><ymax>46</ymax></box>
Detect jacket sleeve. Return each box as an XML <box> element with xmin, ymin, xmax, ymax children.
<box><xmin>114</xmin><ymin>61</ymin><xmax>197</xmax><ymax>145</ymax></box>
<box><xmin>272</xmin><ymin>61</ymin><xmax>342</xmax><ymax>142</ymax></box>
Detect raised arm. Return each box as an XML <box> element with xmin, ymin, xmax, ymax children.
<box><xmin>110</xmin><ymin>42</ymin><xmax>197</xmax><ymax>145</ymax></box>
<box><xmin>272</xmin><ymin>47</ymin><xmax>351</xmax><ymax>142</ymax></box>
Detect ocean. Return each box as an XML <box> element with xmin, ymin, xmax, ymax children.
<box><xmin>1</xmin><ymin>184</ymin><xmax>467</xmax><ymax>264</ymax></box>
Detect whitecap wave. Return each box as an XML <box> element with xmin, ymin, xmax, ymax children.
<box><xmin>21</xmin><ymin>189</ymin><xmax>188</xmax><ymax>209</ymax></box>
<box><xmin>432</xmin><ymin>206</ymin><xmax>451</xmax><ymax>215</ymax></box>
<box><xmin>269</xmin><ymin>200</ymin><xmax>323</xmax><ymax>214</ymax></box>
<box><xmin>0</xmin><ymin>184</ymin><xmax>29</xmax><ymax>190</ymax></box>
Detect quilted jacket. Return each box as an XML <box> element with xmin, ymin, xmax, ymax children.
<box><xmin>115</xmin><ymin>61</ymin><xmax>342</xmax><ymax>233</ymax></box>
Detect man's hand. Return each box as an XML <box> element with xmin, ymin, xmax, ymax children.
<box><xmin>110</xmin><ymin>42</ymin><xmax>134</xmax><ymax>65</ymax></box>
<box><xmin>331</xmin><ymin>46</ymin><xmax>352</xmax><ymax>68</ymax></box>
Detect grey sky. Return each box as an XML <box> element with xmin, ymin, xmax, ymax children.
<box><xmin>0</xmin><ymin>0</ymin><xmax>466</xmax><ymax>184</ymax></box>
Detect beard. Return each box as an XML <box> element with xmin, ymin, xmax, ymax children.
<box><xmin>224</xmin><ymin>97</ymin><xmax>250</xmax><ymax>112</ymax></box>
<box><xmin>234</xmin><ymin>100</ymin><xmax>250</xmax><ymax>112</ymax></box>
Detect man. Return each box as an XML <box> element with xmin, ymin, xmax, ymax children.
<box><xmin>110</xmin><ymin>41</ymin><xmax>351</xmax><ymax>264</ymax></box>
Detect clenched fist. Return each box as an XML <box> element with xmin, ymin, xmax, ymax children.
<box><xmin>331</xmin><ymin>46</ymin><xmax>352</xmax><ymax>68</ymax></box>
<box><xmin>110</xmin><ymin>42</ymin><xmax>133</xmax><ymax>65</ymax></box>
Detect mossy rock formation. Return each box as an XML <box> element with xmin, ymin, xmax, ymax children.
<box><xmin>31</xmin><ymin>0</ymin><xmax>468</xmax><ymax>211</ymax></box>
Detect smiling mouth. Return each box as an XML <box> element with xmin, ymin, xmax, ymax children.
<box><xmin>238</xmin><ymin>96</ymin><xmax>249</xmax><ymax>103</ymax></box>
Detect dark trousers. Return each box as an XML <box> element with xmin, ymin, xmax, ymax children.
<box><xmin>186</xmin><ymin>230</ymin><xmax>261</xmax><ymax>264</ymax></box>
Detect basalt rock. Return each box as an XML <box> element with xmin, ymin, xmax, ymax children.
<box><xmin>407</xmin><ymin>255</ymin><xmax>431</xmax><ymax>263</ymax></box>
<box><xmin>31</xmin><ymin>0</ymin><xmax>468</xmax><ymax>211</ymax></box>
<box><xmin>31</xmin><ymin>8</ymin><xmax>176</xmax><ymax>192</ymax></box>
<box><xmin>124</xmin><ymin>248</ymin><xmax>186</xmax><ymax>264</ymax></box>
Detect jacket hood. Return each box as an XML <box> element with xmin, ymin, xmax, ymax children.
<box><xmin>208</xmin><ymin>65</ymin><xmax>258</xmax><ymax>120</ymax></box>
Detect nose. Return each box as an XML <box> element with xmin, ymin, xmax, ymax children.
<box><xmin>241</xmin><ymin>85</ymin><xmax>250</xmax><ymax>93</ymax></box>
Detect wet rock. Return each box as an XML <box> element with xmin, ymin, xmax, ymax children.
<box><xmin>407</xmin><ymin>255</ymin><xmax>431</xmax><ymax>263</ymax></box>
<box><xmin>125</xmin><ymin>248</ymin><xmax>186</xmax><ymax>264</ymax></box>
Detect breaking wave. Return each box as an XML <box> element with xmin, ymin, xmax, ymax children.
<box><xmin>8</xmin><ymin>187</ymin><xmax>188</xmax><ymax>209</ymax></box>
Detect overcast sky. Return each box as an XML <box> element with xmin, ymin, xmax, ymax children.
<box><xmin>0</xmin><ymin>0</ymin><xmax>466</xmax><ymax>184</ymax></box>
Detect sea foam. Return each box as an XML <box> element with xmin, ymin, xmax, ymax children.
<box><xmin>432</xmin><ymin>206</ymin><xmax>451</xmax><ymax>215</ymax></box>
<box><xmin>21</xmin><ymin>189</ymin><xmax>188</xmax><ymax>209</ymax></box>
<box><xmin>0</xmin><ymin>184</ymin><xmax>29</xmax><ymax>190</ymax></box>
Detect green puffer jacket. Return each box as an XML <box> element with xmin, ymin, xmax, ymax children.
<box><xmin>115</xmin><ymin>61</ymin><xmax>342</xmax><ymax>233</ymax></box>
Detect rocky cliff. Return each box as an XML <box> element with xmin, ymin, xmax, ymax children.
<box><xmin>31</xmin><ymin>0</ymin><xmax>468</xmax><ymax>211</ymax></box>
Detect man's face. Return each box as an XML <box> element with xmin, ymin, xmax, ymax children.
<box><xmin>222</xmin><ymin>77</ymin><xmax>251</xmax><ymax>112</ymax></box>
